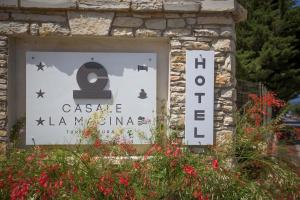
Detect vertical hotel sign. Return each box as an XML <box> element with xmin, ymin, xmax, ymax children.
<box><xmin>185</xmin><ymin>51</ymin><xmax>214</xmax><ymax>145</ymax></box>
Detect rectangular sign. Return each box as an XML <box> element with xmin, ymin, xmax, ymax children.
<box><xmin>185</xmin><ymin>51</ymin><xmax>214</xmax><ymax>145</ymax></box>
<box><xmin>26</xmin><ymin>52</ymin><xmax>156</xmax><ymax>145</ymax></box>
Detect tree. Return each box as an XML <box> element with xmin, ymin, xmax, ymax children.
<box><xmin>237</xmin><ymin>0</ymin><xmax>300</xmax><ymax>100</ymax></box>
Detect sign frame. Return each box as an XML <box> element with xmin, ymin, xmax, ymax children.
<box><xmin>185</xmin><ymin>50</ymin><xmax>215</xmax><ymax>146</ymax></box>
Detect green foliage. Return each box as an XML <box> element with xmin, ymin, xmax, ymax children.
<box><xmin>237</xmin><ymin>0</ymin><xmax>300</xmax><ymax>100</ymax></box>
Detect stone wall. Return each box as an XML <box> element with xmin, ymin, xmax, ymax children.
<box><xmin>0</xmin><ymin>35</ymin><xmax>8</xmax><ymax>156</ymax></box>
<box><xmin>0</xmin><ymin>0</ymin><xmax>246</xmax><ymax>153</ymax></box>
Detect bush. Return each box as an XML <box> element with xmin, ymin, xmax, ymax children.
<box><xmin>0</xmin><ymin>92</ymin><xmax>299</xmax><ymax>200</ymax></box>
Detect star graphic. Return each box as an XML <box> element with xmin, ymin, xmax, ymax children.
<box><xmin>36</xmin><ymin>89</ymin><xmax>45</xmax><ymax>98</ymax></box>
<box><xmin>36</xmin><ymin>117</ymin><xmax>45</xmax><ymax>126</ymax></box>
<box><xmin>36</xmin><ymin>62</ymin><xmax>45</xmax><ymax>71</ymax></box>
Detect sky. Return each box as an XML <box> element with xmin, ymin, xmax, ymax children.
<box><xmin>296</xmin><ymin>0</ymin><xmax>300</xmax><ymax>6</ymax></box>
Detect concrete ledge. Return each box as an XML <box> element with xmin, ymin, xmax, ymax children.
<box><xmin>163</xmin><ymin>0</ymin><xmax>201</xmax><ymax>12</ymax></box>
<box><xmin>21</xmin><ymin>0</ymin><xmax>77</xmax><ymax>9</ymax></box>
<box><xmin>78</xmin><ymin>0</ymin><xmax>131</xmax><ymax>11</ymax></box>
<box><xmin>201</xmin><ymin>0</ymin><xmax>236</xmax><ymax>12</ymax></box>
<box><xmin>0</xmin><ymin>0</ymin><xmax>18</xmax><ymax>7</ymax></box>
<box><xmin>0</xmin><ymin>0</ymin><xmax>246</xmax><ymax>23</ymax></box>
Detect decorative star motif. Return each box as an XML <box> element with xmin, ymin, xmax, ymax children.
<box><xmin>36</xmin><ymin>117</ymin><xmax>45</xmax><ymax>126</ymax></box>
<box><xmin>36</xmin><ymin>62</ymin><xmax>45</xmax><ymax>71</ymax></box>
<box><xmin>36</xmin><ymin>89</ymin><xmax>45</xmax><ymax>98</ymax></box>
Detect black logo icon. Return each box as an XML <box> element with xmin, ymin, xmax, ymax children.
<box><xmin>138</xmin><ymin>65</ymin><xmax>148</xmax><ymax>72</ymax></box>
<box><xmin>73</xmin><ymin>62</ymin><xmax>112</xmax><ymax>99</ymax></box>
<box><xmin>138</xmin><ymin>89</ymin><xmax>147</xmax><ymax>99</ymax></box>
<box><xmin>138</xmin><ymin>116</ymin><xmax>145</xmax><ymax>126</ymax></box>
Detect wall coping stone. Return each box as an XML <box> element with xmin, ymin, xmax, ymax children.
<box><xmin>0</xmin><ymin>0</ymin><xmax>247</xmax><ymax>23</ymax></box>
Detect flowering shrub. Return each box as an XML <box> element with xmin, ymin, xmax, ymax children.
<box><xmin>1</xmin><ymin>92</ymin><xmax>299</xmax><ymax>199</ymax></box>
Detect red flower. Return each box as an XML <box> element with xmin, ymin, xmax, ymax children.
<box><xmin>183</xmin><ymin>165</ymin><xmax>197</xmax><ymax>176</ymax></box>
<box><xmin>94</xmin><ymin>138</ymin><xmax>101</xmax><ymax>148</ymax></box>
<box><xmin>38</xmin><ymin>172</ymin><xmax>49</xmax><ymax>188</ymax></box>
<box><xmin>144</xmin><ymin>144</ymin><xmax>162</xmax><ymax>159</ymax></box>
<box><xmin>244</xmin><ymin>127</ymin><xmax>255</xmax><ymax>134</ymax></box>
<box><xmin>10</xmin><ymin>181</ymin><xmax>30</xmax><ymax>200</ymax></box>
<box><xmin>164</xmin><ymin>144</ymin><xmax>182</xmax><ymax>158</ymax></box>
<box><xmin>73</xmin><ymin>186</ymin><xmax>78</xmax><ymax>193</ymax></box>
<box><xmin>212</xmin><ymin>159</ymin><xmax>218</xmax><ymax>170</ymax></box>
<box><xmin>98</xmin><ymin>185</ymin><xmax>113</xmax><ymax>196</ymax></box>
<box><xmin>54</xmin><ymin>179</ymin><xmax>63</xmax><ymax>189</ymax></box>
<box><xmin>133</xmin><ymin>162</ymin><xmax>141</xmax><ymax>170</ymax></box>
<box><xmin>25</xmin><ymin>154</ymin><xmax>35</xmax><ymax>162</ymax></box>
<box><xmin>97</xmin><ymin>175</ymin><xmax>114</xmax><ymax>196</ymax></box>
<box><xmin>193</xmin><ymin>191</ymin><xmax>209</xmax><ymax>200</ymax></box>
<box><xmin>119</xmin><ymin>176</ymin><xmax>129</xmax><ymax>187</ymax></box>
<box><xmin>0</xmin><ymin>180</ymin><xmax>4</xmax><ymax>189</ymax></box>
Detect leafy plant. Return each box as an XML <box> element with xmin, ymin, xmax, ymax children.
<box><xmin>0</xmin><ymin>93</ymin><xmax>299</xmax><ymax>199</ymax></box>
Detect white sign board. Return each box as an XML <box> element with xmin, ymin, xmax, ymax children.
<box><xmin>185</xmin><ymin>51</ymin><xmax>214</xmax><ymax>145</ymax></box>
<box><xmin>26</xmin><ymin>52</ymin><xmax>157</xmax><ymax>145</ymax></box>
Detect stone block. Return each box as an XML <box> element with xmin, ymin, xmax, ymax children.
<box><xmin>170</xmin><ymin>40</ymin><xmax>181</xmax><ymax>48</ymax></box>
<box><xmin>201</xmin><ymin>0</ymin><xmax>235</xmax><ymax>12</ymax></box>
<box><xmin>21</xmin><ymin>0</ymin><xmax>76</xmax><ymax>8</ymax></box>
<box><xmin>171</xmin><ymin>63</ymin><xmax>185</xmax><ymax>72</ymax></box>
<box><xmin>0</xmin><ymin>112</ymin><xmax>6</xmax><ymax>120</ymax></box>
<box><xmin>39</xmin><ymin>23</ymin><xmax>70</xmax><ymax>36</ymax></box>
<box><xmin>0</xmin><ymin>130</ymin><xmax>6</xmax><ymax>137</ymax></box>
<box><xmin>171</xmin><ymin>86</ymin><xmax>185</xmax><ymax>93</ymax></box>
<box><xmin>220</xmin><ymin>26</ymin><xmax>235</xmax><ymax>39</ymax></box>
<box><xmin>221</xmin><ymin>89</ymin><xmax>233</xmax><ymax>98</ymax></box>
<box><xmin>145</xmin><ymin>19</ymin><xmax>166</xmax><ymax>30</ymax></box>
<box><xmin>111</xmin><ymin>28</ymin><xmax>133</xmax><ymax>37</ymax></box>
<box><xmin>197</xmin><ymin>16</ymin><xmax>234</xmax><ymax>25</ymax></box>
<box><xmin>213</xmin><ymin>39</ymin><xmax>234</xmax><ymax>52</ymax></box>
<box><xmin>0</xmin><ymin>41</ymin><xmax>7</xmax><ymax>47</ymax></box>
<box><xmin>0</xmin><ymin>84</ymin><xmax>6</xmax><ymax>90</ymax></box>
<box><xmin>0</xmin><ymin>54</ymin><xmax>7</xmax><ymax>60</ymax></box>
<box><xmin>78</xmin><ymin>0</ymin><xmax>130</xmax><ymax>11</ymax></box>
<box><xmin>0</xmin><ymin>90</ymin><xmax>7</xmax><ymax>96</ymax></box>
<box><xmin>12</xmin><ymin>13</ymin><xmax>66</xmax><ymax>23</ymax></box>
<box><xmin>0</xmin><ymin>0</ymin><xmax>18</xmax><ymax>7</ymax></box>
<box><xmin>182</xmin><ymin>41</ymin><xmax>210</xmax><ymax>50</ymax></box>
<box><xmin>113</xmin><ymin>17</ymin><xmax>143</xmax><ymax>28</ymax></box>
<box><xmin>0</xmin><ymin>78</ymin><xmax>6</xmax><ymax>84</ymax></box>
<box><xmin>164</xmin><ymin>29</ymin><xmax>191</xmax><ymax>37</ymax></box>
<box><xmin>164</xmin><ymin>0</ymin><xmax>201</xmax><ymax>12</ymax></box>
<box><xmin>30</xmin><ymin>23</ymin><xmax>39</xmax><ymax>35</ymax></box>
<box><xmin>216</xmin><ymin>73</ymin><xmax>231</xmax><ymax>86</ymax></box>
<box><xmin>68</xmin><ymin>11</ymin><xmax>114</xmax><ymax>35</ymax></box>
<box><xmin>131</xmin><ymin>0</ymin><xmax>163</xmax><ymax>12</ymax></box>
<box><xmin>171</xmin><ymin>55</ymin><xmax>185</xmax><ymax>63</ymax></box>
<box><xmin>221</xmin><ymin>54</ymin><xmax>234</xmax><ymax>71</ymax></box>
<box><xmin>179</xmin><ymin>36</ymin><xmax>196</xmax><ymax>41</ymax></box>
<box><xmin>224</xmin><ymin>116</ymin><xmax>234</xmax><ymax>126</ymax></box>
<box><xmin>167</xmin><ymin>19</ymin><xmax>185</xmax><ymax>28</ymax></box>
<box><xmin>194</xmin><ymin>29</ymin><xmax>219</xmax><ymax>37</ymax></box>
<box><xmin>0</xmin><ymin>22</ymin><xmax>29</xmax><ymax>35</ymax></box>
<box><xmin>135</xmin><ymin>29</ymin><xmax>161</xmax><ymax>37</ymax></box>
